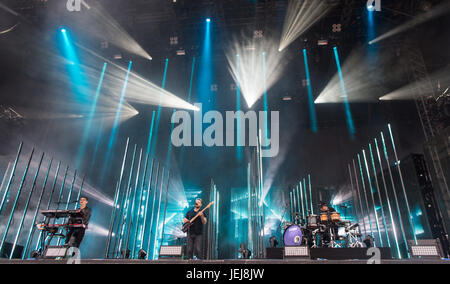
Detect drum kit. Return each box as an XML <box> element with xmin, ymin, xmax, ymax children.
<box><xmin>282</xmin><ymin>211</ymin><xmax>363</xmax><ymax>248</ymax></box>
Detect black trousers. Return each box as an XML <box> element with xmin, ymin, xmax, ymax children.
<box><xmin>65</xmin><ymin>228</ymin><xmax>86</xmax><ymax>248</ymax></box>
<box><xmin>186</xmin><ymin>233</ymin><xmax>203</xmax><ymax>259</ymax></box>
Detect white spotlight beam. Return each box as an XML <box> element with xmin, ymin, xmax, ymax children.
<box><xmin>75</xmin><ymin>43</ymin><xmax>198</xmax><ymax>111</ymax></box>
<box><xmin>279</xmin><ymin>0</ymin><xmax>335</xmax><ymax>51</ymax></box>
<box><xmin>315</xmin><ymin>48</ymin><xmax>392</xmax><ymax>104</ymax></box>
<box><xmin>380</xmin><ymin>67</ymin><xmax>450</xmax><ymax>101</ymax></box>
<box><xmin>71</xmin><ymin>1</ymin><xmax>152</xmax><ymax>60</ymax></box>
<box><xmin>369</xmin><ymin>1</ymin><xmax>450</xmax><ymax>45</ymax></box>
<box><xmin>226</xmin><ymin>38</ymin><xmax>287</xmax><ymax>108</ymax></box>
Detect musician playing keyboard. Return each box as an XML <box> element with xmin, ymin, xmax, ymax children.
<box><xmin>65</xmin><ymin>196</ymin><xmax>91</xmax><ymax>248</ymax></box>
<box><xmin>183</xmin><ymin>198</ymin><xmax>207</xmax><ymax>260</ymax></box>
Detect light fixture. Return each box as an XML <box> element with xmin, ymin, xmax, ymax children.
<box><xmin>284</xmin><ymin>246</ymin><xmax>309</xmax><ymax>259</ymax></box>
<box><xmin>206</xmin><ymin>18</ymin><xmax>211</xmax><ymax>23</ymax></box>
<box><xmin>408</xmin><ymin>239</ymin><xmax>444</xmax><ymax>259</ymax></box>
<box><xmin>159</xmin><ymin>245</ymin><xmax>183</xmax><ymax>258</ymax></box>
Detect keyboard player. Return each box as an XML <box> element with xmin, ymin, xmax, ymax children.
<box><xmin>65</xmin><ymin>196</ymin><xmax>91</xmax><ymax>248</ymax></box>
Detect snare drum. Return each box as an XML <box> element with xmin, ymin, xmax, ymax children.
<box><xmin>331</xmin><ymin>212</ymin><xmax>341</xmax><ymax>222</ymax></box>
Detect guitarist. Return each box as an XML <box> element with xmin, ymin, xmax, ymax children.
<box><xmin>183</xmin><ymin>198</ymin><xmax>207</xmax><ymax>259</ymax></box>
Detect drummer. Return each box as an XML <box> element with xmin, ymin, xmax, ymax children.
<box><xmin>318</xmin><ymin>202</ymin><xmax>338</xmax><ymax>247</ymax></box>
<box><xmin>319</xmin><ymin>202</ymin><xmax>336</xmax><ymax>213</ymax></box>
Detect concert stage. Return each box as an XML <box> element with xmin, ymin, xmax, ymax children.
<box><xmin>0</xmin><ymin>258</ymin><xmax>448</xmax><ymax>265</ymax></box>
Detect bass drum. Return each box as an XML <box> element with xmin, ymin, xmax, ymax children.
<box><xmin>283</xmin><ymin>224</ymin><xmax>303</xmax><ymax>246</ymax></box>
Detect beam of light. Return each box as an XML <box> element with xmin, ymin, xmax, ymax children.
<box><xmin>303</xmin><ymin>49</ymin><xmax>318</xmax><ymax>133</ymax></box>
<box><xmin>279</xmin><ymin>0</ymin><xmax>335</xmax><ymax>51</ymax></box>
<box><xmin>320</xmin><ymin>47</ymin><xmax>355</xmax><ymax>137</ymax></box>
<box><xmin>75</xmin><ymin>62</ymin><xmax>108</xmax><ymax>169</ymax></box>
<box><xmin>87</xmin><ymin>223</ymin><xmax>110</xmax><ymax>237</ymax></box>
<box><xmin>150</xmin><ymin>58</ymin><xmax>169</xmax><ymax>159</ymax></box>
<box><xmin>379</xmin><ymin>66</ymin><xmax>450</xmax><ymax>101</ymax></box>
<box><xmin>369</xmin><ymin>1</ymin><xmax>450</xmax><ymax>45</ymax></box>
<box><xmin>180</xmin><ymin>57</ymin><xmax>197</xmax><ymax>167</ymax></box>
<box><xmin>101</xmin><ymin>61</ymin><xmax>133</xmax><ymax>182</ymax></box>
<box><xmin>68</xmin><ymin>0</ymin><xmax>151</xmax><ymax>60</ymax></box>
<box><xmin>75</xmin><ymin>43</ymin><xmax>198</xmax><ymax>111</ymax></box>
<box><xmin>0</xmin><ymin>2</ymin><xmax>19</xmax><ymax>16</ymax></box>
<box><xmin>59</xmin><ymin>28</ymin><xmax>89</xmax><ymax>104</ymax></box>
<box><xmin>315</xmin><ymin>44</ymin><xmax>401</xmax><ymax>104</ymax></box>
<box><xmin>227</xmin><ymin>37</ymin><xmax>287</xmax><ymax>108</ymax></box>
<box><xmin>197</xmin><ymin>19</ymin><xmax>214</xmax><ymax>111</ymax></box>
<box><xmin>236</xmin><ymin>54</ymin><xmax>242</xmax><ymax>160</ymax></box>
<box><xmin>262</xmin><ymin>52</ymin><xmax>270</xmax><ymax>145</ymax></box>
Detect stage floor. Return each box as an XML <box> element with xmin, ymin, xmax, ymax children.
<box><xmin>0</xmin><ymin>258</ymin><xmax>448</xmax><ymax>264</ymax></box>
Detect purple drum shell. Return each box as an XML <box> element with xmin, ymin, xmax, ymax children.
<box><xmin>283</xmin><ymin>225</ymin><xmax>303</xmax><ymax>246</ymax></box>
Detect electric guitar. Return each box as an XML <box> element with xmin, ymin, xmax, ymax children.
<box><xmin>182</xmin><ymin>201</ymin><xmax>214</xmax><ymax>233</ymax></box>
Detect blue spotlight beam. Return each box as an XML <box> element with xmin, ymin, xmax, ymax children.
<box><xmin>332</xmin><ymin>47</ymin><xmax>355</xmax><ymax>137</ymax></box>
<box><xmin>76</xmin><ymin>62</ymin><xmax>108</xmax><ymax>169</ymax></box>
<box><xmin>150</xmin><ymin>58</ymin><xmax>169</xmax><ymax>159</ymax></box>
<box><xmin>236</xmin><ymin>54</ymin><xmax>242</xmax><ymax>160</ymax></box>
<box><xmin>262</xmin><ymin>52</ymin><xmax>269</xmax><ymax>145</ymax></box>
<box><xmin>60</xmin><ymin>29</ymin><xmax>89</xmax><ymax>103</ymax></box>
<box><xmin>102</xmin><ymin>61</ymin><xmax>133</xmax><ymax>182</ymax></box>
<box><xmin>303</xmin><ymin>49</ymin><xmax>318</xmax><ymax>133</ymax></box>
<box><xmin>180</xmin><ymin>57</ymin><xmax>197</xmax><ymax>166</ymax></box>
<box><xmin>197</xmin><ymin>18</ymin><xmax>213</xmax><ymax>111</ymax></box>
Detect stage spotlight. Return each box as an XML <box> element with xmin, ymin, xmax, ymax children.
<box><xmin>206</xmin><ymin>18</ymin><xmax>211</xmax><ymax>23</ymax></box>
<box><xmin>269</xmin><ymin>236</ymin><xmax>279</xmax><ymax>248</ymax></box>
<box><xmin>226</xmin><ymin>37</ymin><xmax>287</xmax><ymax>108</ymax></box>
<box><xmin>138</xmin><ymin>249</ymin><xmax>147</xmax><ymax>260</ymax></box>
<box><xmin>61</xmin><ymin>28</ymin><xmax>67</xmax><ymax>33</ymax></box>
<box><xmin>279</xmin><ymin>0</ymin><xmax>336</xmax><ymax>51</ymax></box>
